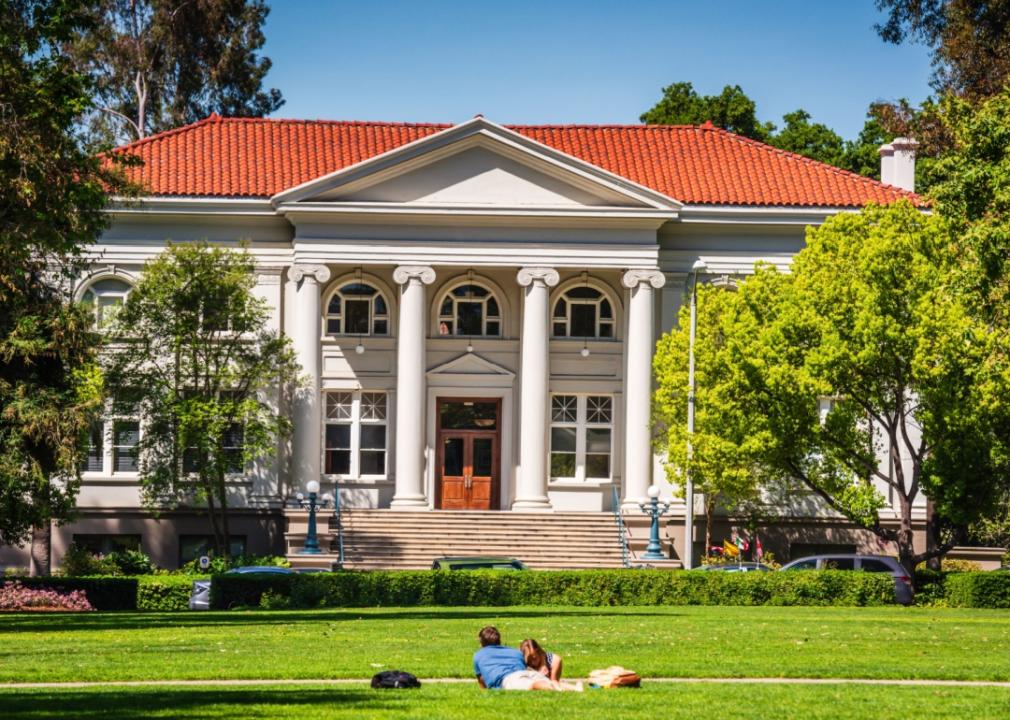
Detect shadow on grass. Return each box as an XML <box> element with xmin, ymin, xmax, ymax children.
<box><xmin>0</xmin><ymin>607</ymin><xmax>682</xmax><ymax>634</ymax></box>
<box><xmin>2</xmin><ymin>687</ymin><xmax>413</xmax><ymax>720</ymax></box>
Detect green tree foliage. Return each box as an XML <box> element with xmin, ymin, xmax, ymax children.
<box><xmin>67</xmin><ymin>0</ymin><xmax>283</xmax><ymax>146</ymax></box>
<box><xmin>876</xmin><ymin>0</ymin><xmax>1010</xmax><ymax>99</ymax></box>
<box><xmin>0</xmin><ymin>0</ymin><xmax>126</xmax><ymax>554</ymax></box>
<box><xmin>653</xmin><ymin>283</ymin><xmax>779</xmax><ymax>555</ymax></box>
<box><xmin>721</xmin><ymin>202</ymin><xmax>1006</xmax><ymax>574</ymax></box>
<box><xmin>640</xmin><ymin>82</ymin><xmax>891</xmax><ymax>177</ymax></box>
<box><xmin>103</xmin><ymin>243</ymin><xmax>299</xmax><ymax>557</ymax></box>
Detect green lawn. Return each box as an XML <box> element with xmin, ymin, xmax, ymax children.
<box><xmin>3</xmin><ymin>605</ymin><xmax>1010</xmax><ymax>683</ymax></box>
<box><xmin>3</xmin><ymin>683</ymin><xmax>1010</xmax><ymax>720</ymax></box>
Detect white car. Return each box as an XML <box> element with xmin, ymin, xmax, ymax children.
<box><xmin>188</xmin><ymin>566</ymin><xmax>295</xmax><ymax>610</ymax></box>
<box><xmin>780</xmin><ymin>554</ymin><xmax>914</xmax><ymax>604</ymax></box>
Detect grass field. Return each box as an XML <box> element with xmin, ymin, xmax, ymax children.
<box><xmin>3</xmin><ymin>683</ymin><xmax>1010</xmax><ymax>720</ymax></box>
<box><xmin>4</xmin><ymin>606</ymin><xmax>1010</xmax><ymax>718</ymax></box>
<box><xmin>3</xmin><ymin>605</ymin><xmax>1010</xmax><ymax>682</ymax></box>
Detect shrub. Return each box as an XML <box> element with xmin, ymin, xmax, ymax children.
<box><xmin>1</xmin><ymin>577</ymin><xmax>138</xmax><ymax>611</ymax></box>
<box><xmin>60</xmin><ymin>544</ymin><xmax>118</xmax><ymax>576</ymax></box>
<box><xmin>945</xmin><ymin>572</ymin><xmax>1010</xmax><ymax>608</ymax></box>
<box><xmin>214</xmin><ymin>570</ymin><xmax>896</xmax><ymax>610</ymax></box>
<box><xmin>0</xmin><ymin>581</ymin><xmax>94</xmax><ymax>612</ymax></box>
<box><xmin>107</xmin><ymin>550</ymin><xmax>155</xmax><ymax>576</ymax></box>
<box><xmin>137</xmin><ymin>575</ymin><xmax>204</xmax><ymax>611</ymax></box>
<box><xmin>176</xmin><ymin>554</ymin><xmax>290</xmax><ymax>576</ymax></box>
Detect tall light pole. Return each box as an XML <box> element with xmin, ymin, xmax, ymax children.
<box><xmin>685</xmin><ymin>264</ymin><xmax>737</xmax><ymax>570</ymax></box>
<box><xmin>684</xmin><ymin>260</ymin><xmax>705</xmax><ymax>569</ymax></box>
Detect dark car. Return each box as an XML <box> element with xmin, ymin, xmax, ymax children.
<box><xmin>779</xmin><ymin>554</ymin><xmax>913</xmax><ymax>605</ymax></box>
<box><xmin>431</xmin><ymin>556</ymin><xmax>527</xmax><ymax>571</ymax></box>
<box><xmin>188</xmin><ymin>565</ymin><xmax>295</xmax><ymax>610</ymax></box>
<box><xmin>700</xmin><ymin>562</ymin><xmax>773</xmax><ymax>572</ymax></box>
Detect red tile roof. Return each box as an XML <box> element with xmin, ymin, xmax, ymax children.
<box><xmin>110</xmin><ymin>115</ymin><xmax>920</xmax><ymax>208</ymax></box>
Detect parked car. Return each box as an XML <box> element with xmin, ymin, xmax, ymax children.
<box><xmin>779</xmin><ymin>554</ymin><xmax>913</xmax><ymax>604</ymax></box>
<box><xmin>700</xmin><ymin>562</ymin><xmax>773</xmax><ymax>572</ymax></box>
<box><xmin>188</xmin><ymin>565</ymin><xmax>295</xmax><ymax>610</ymax></box>
<box><xmin>431</xmin><ymin>556</ymin><xmax>527</xmax><ymax>571</ymax></box>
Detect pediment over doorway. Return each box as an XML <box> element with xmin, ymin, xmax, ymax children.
<box><xmin>427</xmin><ymin>353</ymin><xmax>515</xmax><ymax>386</ymax></box>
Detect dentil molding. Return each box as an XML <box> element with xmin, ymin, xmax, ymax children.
<box><xmin>393</xmin><ymin>265</ymin><xmax>436</xmax><ymax>285</ymax></box>
<box><xmin>621</xmin><ymin>268</ymin><xmax>666</xmax><ymax>290</ymax></box>
<box><xmin>516</xmin><ymin>267</ymin><xmax>560</xmax><ymax>288</ymax></box>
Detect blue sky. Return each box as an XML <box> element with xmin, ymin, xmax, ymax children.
<box><xmin>261</xmin><ymin>1</ymin><xmax>933</xmax><ymax>140</ymax></box>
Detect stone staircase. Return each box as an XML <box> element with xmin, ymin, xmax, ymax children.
<box><xmin>284</xmin><ymin>509</ymin><xmax>636</xmax><ymax>570</ymax></box>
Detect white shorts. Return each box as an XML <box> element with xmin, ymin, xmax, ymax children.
<box><xmin>500</xmin><ymin>669</ymin><xmax>550</xmax><ymax>691</ymax></box>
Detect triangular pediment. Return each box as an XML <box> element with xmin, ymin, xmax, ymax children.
<box><xmin>427</xmin><ymin>353</ymin><xmax>515</xmax><ymax>378</ymax></box>
<box><xmin>272</xmin><ymin>117</ymin><xmax>681</xmax><ymax>214</ymax></box>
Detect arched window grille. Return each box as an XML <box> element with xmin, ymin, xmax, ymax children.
<box><xmin>551</xmin><ymin>285</ymin><xmax>614</xmax><ymax>338</ymax></box>
<box><xmin>437</xmin><ymin>283</ymin><xmax>501</xmax><ymax>337</ymax></box>
<box><xmin>325</xmin><ymin>282</ymin><xmax>389</xmax><ymax>336</ymax></box>
<box><xmin>81</xmin><ymin>278</ymin><xmax>132</xmax><ymax>329</ymax></box>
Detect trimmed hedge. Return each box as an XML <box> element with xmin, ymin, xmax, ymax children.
<box><xmin>944</xmin><ymin>571</ymin><xmax>1010</xmax><ymax>608</ymax></box>
<box><xmin>211</xmin><ymin>570</ymin><xmax>896</xmax><ymax>610</ymax></box>
<box><xmin>137</xmin><ymin>576</ymin><xmax>206</xmax><ymax>611</ymax></box>
<box><xmin>1</xmin><ymin>577</ymin><xmax>138</xmax><ymax>611</ymax></box>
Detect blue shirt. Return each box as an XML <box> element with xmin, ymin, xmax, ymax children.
<box><xmin>473</xmin><ymin>645</ymin><xmax>526</xmax><ymax>689</ymax></box>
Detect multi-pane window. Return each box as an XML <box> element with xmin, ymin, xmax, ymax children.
<box><xmin>325</xmin><ymin>282</ymin><xmax>389</xmax><ymax>336</ymax></box>
<box><xmin>324</xmin><ymin>391</ymin><xmax>388</xmax><ymax>477</ymax></box>
<box><xmin>81</xmin><ymin>278</ymin><xmax>131</xmax><ymax>329</ymax></box>
<box><xmin>549</xmin><ymin>394</ymin><xmax>613</xmax><ymax>481</ymax></box>
<box><xmin>81</xmin><ymin>394</ymin><xmax>141</xmax><ymax>475</ymax></box>
<box><xmin>437</xmin><ymin>283</ymin><xmax>501</xmax><ymax>336</ymax></box>
<box><xmin>552</xmin><ymin>286</ymin><xmax>614</xmax><ymax>338</ymax></box>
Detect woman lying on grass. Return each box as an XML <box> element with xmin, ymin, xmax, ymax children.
<box><xmin>473</xmin><ymin>626</ymin><xmax>582</xmax><ymax>692</ymax></box>
<box><xmin>520</xmin><ymin>638</ymin><xmax>563</xmax><ymax>682</ymax></box>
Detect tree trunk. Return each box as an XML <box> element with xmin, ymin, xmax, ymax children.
<box><xmin>204</xmin><ymin>477</ymin><xmax>224</xmax><ymax>557</ymax></box>
<box><xmin>925</xmin><ymin>497</ymin><xmax>942</xmax><ymax>571</ymax></box>
<box><xmin>895</xmin><ymin>494</ymin><xmax>917</xmax><ymax>581</ymax></box>
<box><xmin>29</xmin><ymin>523</ymin><xmax>51</xmax><ymax>577</ymax></box>
<box><xmin>217</xmin><ymin>468</ymin><xmax>232</xmax><ymax>561</ymax></box>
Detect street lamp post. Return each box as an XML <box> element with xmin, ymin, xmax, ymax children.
<box><xmin>684</xmin><ymin>260</ymin><xmax>705</xmax><ymax>569</ymax></box>
<box><xmin>639</xmin><ymin>485</ymin><xmax>672</xmax><ymax>561</ymax></box>
<box><xmin>296</xmin><ymin>480</ymin><xmax>333</xmax><ymax>555</ymax></box>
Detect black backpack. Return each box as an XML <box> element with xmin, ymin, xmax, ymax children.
<box><xmin>370</xmin><ymin>670</ymin><xmax>421</xmax><ymax>689</ymax></box>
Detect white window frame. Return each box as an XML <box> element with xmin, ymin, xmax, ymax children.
<box><xmin>551</xmin><ymin>284</ymin><xmax>615</xmax><ymax>339</ymax></box>
<box><xmin>323</xmin><ymin>390</ymin><xmax>388</xmax><ymax>480</ymax></box>
<box><xmin>549</xmin><ymin>393</ymin><xmax>613</xmax><ymax>483</ymax></box>
<box><xmin>437</xmin><ymin>281</ymin><xmax>502</xmax><ymax>337</ymax></box>
<box><xmin>324</xmin><ymin>282</ymin><xmax>390</xmax><ymax>337</ymax></box>
<box><xmin>82</xmin><ymin>397</ymin><xmax>141</xmax><ymax>477</ymax></box>
<box><xmin>81</xmin><ymin>278</ymin><xmax>132</xmax><ymax>330</ymax></box>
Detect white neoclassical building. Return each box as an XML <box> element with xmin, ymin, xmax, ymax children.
<box><xmin>2</xmin><ymin>116</ymin><xmax>935</xmax><ymax>570</ymax></box>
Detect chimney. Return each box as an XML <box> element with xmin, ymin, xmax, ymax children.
<box><xmin>879</xmin><ymin>137</ymin><xmax>919</xmax><ymax>192</ymax></box>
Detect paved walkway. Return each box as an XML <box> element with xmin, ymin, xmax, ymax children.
<box><xmin>4</xmin><ymin>677</ymin><xmax>1010</xmax><ymax>690</ymax></box>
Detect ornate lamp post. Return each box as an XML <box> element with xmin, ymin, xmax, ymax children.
<box><xmin>296</xmin><ymin>480</ymin><xmax>333</xmax><ymax>555</ymax></box>
<box><xmin>639</xmin><ymin>485</ymin><xmax>672</xmax><ymax>561</ymax></box>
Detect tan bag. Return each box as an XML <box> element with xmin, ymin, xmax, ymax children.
<box><xmin>588</xmin><ymin>666</ymin><xmax>641</xmax><ymax>688</ymax></box>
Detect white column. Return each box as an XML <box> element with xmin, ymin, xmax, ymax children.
<box><xmin>289</xmin><ymin>264</ymin><xmax>330</xmax><ymax>494</ymax></box>
<box><xmin>621</xmin><ymin>269</ymin><xmax>666</xmax><ymax>507</ymax></box>
<box><xmin>391</xmin><ymin>265</ymin><xmax>436</xmax><ymax>508</ymax></box>
<box><xmin>514</xmin><ymin>267</ymin><xmax>559</xmax><ymax>510</ymax></box>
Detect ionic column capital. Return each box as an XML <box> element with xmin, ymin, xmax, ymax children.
<box><xmin>393</xmin><ymin>265</ymin><xmax>436</xmax><ymax>286</ymax></box>
<box><xmin>621</xmin><ymin>268</ymin><xmax>666</xmax><ymax>290</ymax></box>
<box><xmin>289</xmin><ymin>264</ymin><xmax>331</xmax><ymax>284</ymax></box>
<box><xmin>516</xmin><ymin>267</ymin><xmax>560</xmax><ymax>288</ymax></box>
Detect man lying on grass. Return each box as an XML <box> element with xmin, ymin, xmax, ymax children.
<box><xmin>473</xmin><ymin>626</ymin><xmax>582</xmax><ymax>692</ymax></box>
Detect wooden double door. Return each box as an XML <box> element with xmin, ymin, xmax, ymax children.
<box><xmin>436</xmin><ymin>398</ymin><xmax>500</xmax><ymax>510</ymax></box>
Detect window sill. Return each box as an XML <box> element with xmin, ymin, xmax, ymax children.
<box><xmin>321</xmin><ymin>476</ymin><xmax>393</xmax><ymax>484</ymax></box>
<box><xmin>548</xmin><ymin>479</ymin><xmax>616</xmax><ymax>489</ymax></box>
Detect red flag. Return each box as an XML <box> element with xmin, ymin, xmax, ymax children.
<box><xmin>755</xmin><ymin>535</ymin><xmax>763</xmax><ymax>561</ymax></box>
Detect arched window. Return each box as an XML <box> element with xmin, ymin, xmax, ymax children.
<box><xmin>552</xmin><ymin>285</ymin><xmax>614</xmax><ymax>338</ymax></box>
<box><xmin>437</xmin><ymin>283</ymin><xmax>501</xmax><ymax>337</ymax></box>
<box><xmin>81</xmin><ymin>278</ymin><xmax>131</xmax><ymax>329</ymax></box>
<box><xmin>326</xmin><ymin>282</ymin><xmax>389</xmax><ymax>336</ymax></box>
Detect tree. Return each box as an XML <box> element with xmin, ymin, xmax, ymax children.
<box><xmin>653</xmin><ymin>283</ymin><xmax>776</xmax><ymax>558</ymax></box>
<box><xmin>640</xmin><ymin>82</ymin><xmax>774</xmax><ymax>141</ymax></box>
<box><xmin>876</xmin><ymin>0</ymin><xmax>1010</xmax><ymax>99</ymax></box>
<box><xmin>103</xmin><ymin>243</ymin><xmax>299</xmax><ymax>558</ymax></box>
<box><xmin>725</xmin><ymin>202</ymin><xmax>1006</xmax><ymax>576</ymax></box>
<box><xmin>67</xmin><ymin>0</ymin><xmax>283</xmax><ymax>146</ymax></box>
<box><xmin>768</xmin><ymin>110</ymin><xmax>847</xmax><ymax>169</ymax></box>
<box><xmin>1</xmin><ymin>0</ymin><xmax>127</xmax><ymax>571</ymax></box>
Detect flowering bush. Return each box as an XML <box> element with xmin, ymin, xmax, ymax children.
<box><xmin>0</xmin><ymin>581</ymin><xmax>94</xmax><ymax>612</ymax></box>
